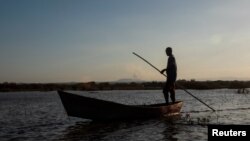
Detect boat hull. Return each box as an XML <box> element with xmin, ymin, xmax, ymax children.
<box><xmin>58</xmin><ymin>91</ymin><xmax>183</xmax><ymax>120</ymax></box>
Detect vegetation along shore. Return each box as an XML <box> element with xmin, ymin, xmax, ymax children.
<box><xmin>1</xmin><ymin>80</ymin><xmax>250</xmax><ymax>92</ymax></box>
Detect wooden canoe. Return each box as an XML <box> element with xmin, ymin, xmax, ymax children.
<box><xmin>57</xmin><ymin>90</ymin><xmax>183</xmax><ymax>121</ymax></box>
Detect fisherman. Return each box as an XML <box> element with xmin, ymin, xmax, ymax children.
<box><xmin>160</xmin><ymin>47</ymin><xmax>177</xmax><ymax>104</ymax></box>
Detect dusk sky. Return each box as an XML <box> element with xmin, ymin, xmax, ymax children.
<box><xmin>1</xmin><ymin>0</ymin><xmax>250</xmax><ymax>83</ymax></box>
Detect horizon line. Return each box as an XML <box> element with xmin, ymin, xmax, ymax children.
<box><xmin>1</xmin><ymin>79</ymin><xmax>250</xmax><ymax>84</ymax></box>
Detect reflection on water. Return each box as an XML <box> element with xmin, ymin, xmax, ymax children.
<box><xmin>0</xmin><ymin>89</ymin><xmax>250</xmax><ymax>141</ymax></box>
<box><xmin>60</xmin><ymin>119</ymin><xmax>182</xmax><ymax>141</ymax></box>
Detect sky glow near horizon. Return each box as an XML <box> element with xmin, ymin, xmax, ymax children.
<box><xmin>1</xmin><ymin>0</ymin><xmax>250</xmax><ymax>83</ymax></box>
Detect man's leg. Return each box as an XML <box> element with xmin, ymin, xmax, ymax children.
<box><xmin>169</xmin><ymin>82</ymin><xmax>176</xmax><ymax>103</ymax></box>
<box><xmin>163</xmin><ymin>84</ymin><xmax>169</xmax><ymax>104</ymax></box>
<box><xmin>170</xmin><ymin>89</ymin><xmax>175</xmax><ymax>103</ymax></box>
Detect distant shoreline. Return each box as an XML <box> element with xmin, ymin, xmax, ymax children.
<box><xmin>0</xmin><ymin>80</ymin><xmax>250</xmax><ymax>92</ymax></box>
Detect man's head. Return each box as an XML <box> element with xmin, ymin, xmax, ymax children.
<box><xmin>165</xmin><ymin>47</ymin><xmax>172</xmax><ymax>56</ymax></box>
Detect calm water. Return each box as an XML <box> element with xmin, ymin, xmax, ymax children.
<box><xmin>0</xmin><ymin>89</ymin><xmax>250</xmax><ymax>141</ymax></box>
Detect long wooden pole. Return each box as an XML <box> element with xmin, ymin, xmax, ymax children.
<box><xmin>133</xmin><ymin>52</ymin><xmax>216</xmax><ymax>112</ymax></box>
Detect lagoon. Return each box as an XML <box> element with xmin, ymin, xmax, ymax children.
<box><xmin>0</xmin><ymin>89</ymin><xmax>250</xmax><ymax>140</ymax></box>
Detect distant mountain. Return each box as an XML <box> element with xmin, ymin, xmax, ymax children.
<box><xmin>115</xmin><ymin>78</ymin><xmax>144</xmax><ymax>83</ymax></box>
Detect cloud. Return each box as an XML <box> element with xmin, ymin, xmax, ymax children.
<box><xmin>210</xmin><ymin>34</ymin><xmax>223</xmax><ymax>45</ymax></box>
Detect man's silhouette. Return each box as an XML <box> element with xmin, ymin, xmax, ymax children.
<box><xmin>161</xmin><ymin>47</ymin><xmax>177</xmax><ymax>104</ymax></box>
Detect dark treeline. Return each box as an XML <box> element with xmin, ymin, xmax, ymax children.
<box><xmin>0</xmin><ymin>80</ymin><xmax>250</xmax><ymax>92</ymax></box>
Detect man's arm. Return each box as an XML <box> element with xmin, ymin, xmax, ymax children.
<box><xmin>160</xmin><ymin>69</ymin><xmax>166</xmax><ymax>74</ymax></box>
